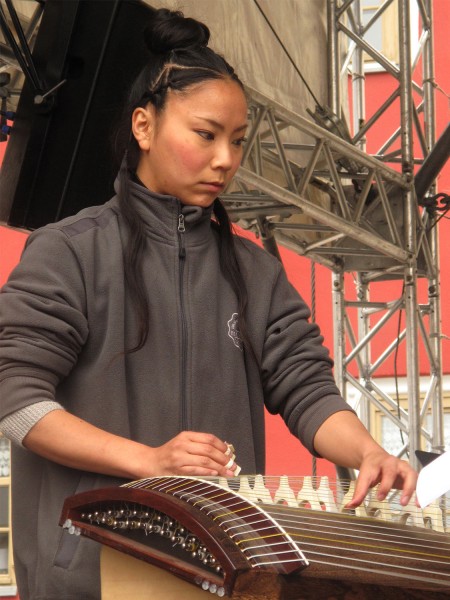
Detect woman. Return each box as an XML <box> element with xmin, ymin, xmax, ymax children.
<box><xmin>0</xmin><ymin>8</ymin><xmax>416</xmax><ymax>600</ymax></box>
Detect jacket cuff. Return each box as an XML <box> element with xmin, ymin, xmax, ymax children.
<box><xmin>0</xmin><ymin>401</ymin><xmax>65</xmax><ymax>446</ymax></box>
<box><xmin>296</xmin><ymin>396</ymin><xmax>356</xmax><ymax>457</ymax></box>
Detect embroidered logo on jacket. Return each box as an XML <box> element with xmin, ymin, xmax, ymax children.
<box><xmin>227</xmin><ymin>313</ymin><xmax>243</xmax><ymax>350</ymax></box>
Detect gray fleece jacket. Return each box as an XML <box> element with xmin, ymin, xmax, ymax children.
<box><xmin>0</xmin><ymin>180</ymin><xmax>351</xmax><ymax>599</ymax></box>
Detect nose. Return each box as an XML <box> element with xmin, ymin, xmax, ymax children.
<box><xmin>211</xmin><ymin>141</ymin><xmax>234</xmax><ymax>172</ymax></box>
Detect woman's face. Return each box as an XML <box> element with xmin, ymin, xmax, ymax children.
<box><xmin>133</xmin><ymin>78</ymin><xmax>248</xmax><ymax>207</ymax></box>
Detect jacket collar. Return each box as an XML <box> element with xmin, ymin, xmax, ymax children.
<box><xmin>114</xmin><ymin>176</ymin><xmax>215</xmax><ymax>246</ymax></box>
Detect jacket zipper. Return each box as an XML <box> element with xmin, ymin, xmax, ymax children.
<box><xmin>177</xmin><ymin>212</ymin><xmax>188</xmax><ymax>431</ymax></box>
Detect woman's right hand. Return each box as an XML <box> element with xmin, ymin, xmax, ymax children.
<box><xmin>148</xmin><ymin>431</ymin><xmax>239</xmax><ymax>478</ymax></box>
<box><xmin>23</xmin><ymin>410</ymin><xmax>240</xmax><ymax>480</ymax></box>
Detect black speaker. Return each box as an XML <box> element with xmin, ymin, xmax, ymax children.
<box><xmin>0</xmin><ymin>0</ymin><xmax>154</xmax><ymax>230</ymax></box>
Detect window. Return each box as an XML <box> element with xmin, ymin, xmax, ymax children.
<box><xmin>380</xmin><ymin>410</ymin><xmax>450</xmax><ymax>456</ymax></box>
<box><xmin>372</xmin><ymin>388</ymin><xmax>450</xmax><ymax>457</ymax></box>
<box><xmin>354</xmin><ymin>1</ymin><xmax>419</xmax><ymax>71</ymax></box>
<box><xmin>0</xmin><ymin>436</ymin><xmax>15</xmax><ymax>590</ymax></box>
<box><xmin>361</xmin><ymin>0</ymin><xmax>399</xmax><ymax>68</ymax></box>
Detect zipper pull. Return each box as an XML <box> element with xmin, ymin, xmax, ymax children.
<box><xmin>178</xmin><ymin>213</ymin><xmax>186</xmax><ymax>259</ymax></box>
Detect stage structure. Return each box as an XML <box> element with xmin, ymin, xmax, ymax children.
<box><xmin>220</xmin><ymin>0</ymin><xmax>445</xmax><ymax>472</ymax></box>
<box><xmin>327</xmin><ymin>0</ymin><xmax>444</xmax><ymax>471</ymax></box>
<box><xmin>0</xmin><ymin>0</ymin><xmax>447</xmax><ymax>474</ymax></box>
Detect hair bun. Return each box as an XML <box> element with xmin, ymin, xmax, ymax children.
<box><xmin>144</xmin><ymin>8</ymin><xmax>210</xmax><ymax>55</ymax></box>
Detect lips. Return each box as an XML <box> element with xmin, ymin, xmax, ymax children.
<box><xmin>200</xmin><ymin>181</ymin><xmax>225</xmax><ymax>192</ymax></box>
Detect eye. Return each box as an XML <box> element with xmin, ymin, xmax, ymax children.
<box><xmin>233</xmin><ymin>137</ymin><xmax>247</xmax><ymax>147</ymax></box>
<box><xmin>196</xmin><ymin>130</ymin><xmax>214</xmax><ymax>141</ymax></box>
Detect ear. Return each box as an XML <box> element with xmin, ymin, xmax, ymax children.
<box><xmin>131</xmin><ymin>105</ymin><xmax>156</xmax><ymax>151</ymax></box>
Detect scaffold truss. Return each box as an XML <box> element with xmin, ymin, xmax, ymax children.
<box><xmin>221</xmin><ymin>0</ymin><xmax>443</xmax><ymax>471</ymax></box>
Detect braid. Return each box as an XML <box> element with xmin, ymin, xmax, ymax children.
<box><xmin>213</xmin><ymin>199</ymin><xmax>258</xmax><ymax>365</ymax></box>
<box><xmin>118</xmin><ymin>154</ymin><xmax>149</xmax><ymax>353</ymax></box>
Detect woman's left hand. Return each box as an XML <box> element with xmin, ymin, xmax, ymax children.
<box><xmin>345</xmin><ymin>448</ymin><xmax>418</xmax><ymax>508</ymax></box>
<box><xmin>313</xmin><ymin>411</ymin><xmax>418</xmax><ymax>508</ymax></box>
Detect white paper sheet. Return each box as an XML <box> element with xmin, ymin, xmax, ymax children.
<box><xmin>416</xmin><ymin>450</ymin><xmax>450</xmax><ymax>507</ymax></box>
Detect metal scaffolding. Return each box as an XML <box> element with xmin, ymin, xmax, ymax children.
<box><xmin>222</xmin><ymin>0</ymin><xmax>443</xmax><ymax>470</ymax></box>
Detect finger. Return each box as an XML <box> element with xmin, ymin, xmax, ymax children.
<box><xmin>345</xmin><ymin>470</ymin><xmax>378</xmax><ymax>508</ymax></box>
<box><xmin>184</xmin><ymin>431</ymin><xmax>228</xmax><ymax>453</ymax></box>
<box><xmin>375</xmin><ymin>464</ymin><xmax>398</xmax><ymax>501</ymax></box>
<box><xmin>397</xmin><ymin>466</ymin><xmax>418</xmax><ymax>506</ymax></box>
<box><xmin>376</xmin><ymin>456</ymin><xmax>416</xmax><ymax>501</ymax></box>
<box><xmin>345</xmin><ymin>479</ymin><xmax>369</xmax><ymax>509</ymax></box>
<box><xmin>170</xmin><ymin>433</ymin><xmax>227</xmax><ymax>464</ymax></box>
<box><xmin>180</xmin><ymin>447</ymin><xmax>237</xmax><ymax>476</ymax></box>
<box><xmin>172</xmin><ymin>432</ymin><xmax>241</xmax><ymax>476</ymax></box>
<box><xmin>178</xmin><ymin>464</ymin><xmax>221</xmax><ymax>477</ymax></box>
<box><xmin>176</xmin><ymin>455</ymin><xmax>238</xmax><ymax>478</ymax></box>
<box><xmin>186</xmin><ymin>441</ymin><xmax>234</xmax><ymax>469</ymax></box>
<box><xmin>216</xmin><ymin>456</ymin><xmax>241</xmax><ymax>477</ymax></box>
<box><xmin>184</xmin><ymin>434</ymin><xmax>240</xmax><ymax>469</ymax></box>
<box><xmin>189</xmin><ymin>446</ymin><xmax>241</xmax><ymax>477</ymax></box>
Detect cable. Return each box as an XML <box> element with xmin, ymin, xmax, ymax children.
<box><xmin>253</xmin><ymin>0</ymin><xmax>324</xmax><ymax>109</ymax></box>
<box><xmin>4</xmin><ymin>0</ymin><xmax>42</xmax><ymax>89</ymax></box>
<box><xmin>393</xmin><ymin>284</ymin><xmax>406</xmax><ymax>456</ymax></box>
<box><xmin>0</xmin><ymin>2</ymin><xmax>41</xmax><ymax>91</ymax></box>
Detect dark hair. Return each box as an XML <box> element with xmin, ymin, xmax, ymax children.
<box><xmin>115</xmin><ymin>8</ymin><xmax>253</xmax><ymax>360</ymax></box>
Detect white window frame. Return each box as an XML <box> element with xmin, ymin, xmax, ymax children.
<box><xmin>0</xmin><ymin>436</ymin><xmax>16</xmax><ymax>593</ymax></box>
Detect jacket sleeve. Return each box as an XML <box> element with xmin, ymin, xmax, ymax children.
<box><xmin>0</xmin><ymin>228</ymin><xmax>88</xmax><ymax>421</ymax></box>
<box><xmin>261</xmin><ymin>264</ymin><xmax>354</xmax><ymax>455</ymax></box>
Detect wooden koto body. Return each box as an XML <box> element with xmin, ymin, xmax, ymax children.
<box><xmin>60</xmin><ymin>475</ymin><xmax>450</xmax><ymax>599</ymax></box>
